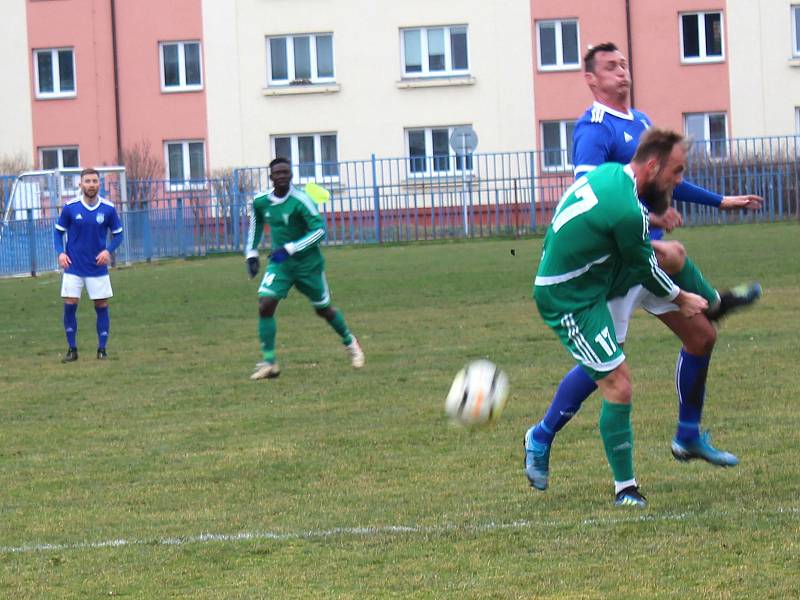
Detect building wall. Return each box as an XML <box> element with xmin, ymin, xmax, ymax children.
<box><xmin>27</xmin><ymin>0</ymin><xmax>118</xmax><ymax>169</ymax></box>
<box><xmin>26</xmin><ymin>0</ymin><xmax>206</xmax><ymax>175</ymax></box>
<box><xmin>203</xmin><ymin>0</ymin><xmax>536</xmax><ymax>169</ymax></box>
<box><xmin>727</xmin><ymin>0</ymin><xmax>800</xmax><ymax>136</ymax></box>
<box><xmin>0</xmin><ymin>0</ymin><xmax>34</xmax><ymax>163</ymax></box>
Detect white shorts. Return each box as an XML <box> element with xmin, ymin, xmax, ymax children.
<box><xmin>61</xmin><ymin>273</ymin><xmax>113</xmax><ymax>300</ymax></box>
<box><xmin>607</xmin><ymin>285</ymin><xmax>678</xmax><ymax>343</ymax></box>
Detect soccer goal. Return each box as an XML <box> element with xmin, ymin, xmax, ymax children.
<box><xmin>0</xmin><ymin>166</ymin><xmax>129</xmax><ymax>277</ymax></box>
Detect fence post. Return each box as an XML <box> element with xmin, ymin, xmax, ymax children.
<box><xmin>528</xmin><ymin>151</ymin><xmax>537</xmax><ymax>232</ymax></box>
<box><xmin>232</xmin><ymin>170</ymin><xmax>241</xmax><ymax>251</ymax></box>
<box><xmin>26</xmin><ymin>208</ymin><xmax>37</xmax><ymax>276</ymax></box>
<box><xmin>176</xmin><ymin>197</ymin><xmax>184</xmax><ymax>257</ymax></box>
<box><xmin>371</xmin><ymin>154</ymin><xmax>381</xmax><ymax>244</ymax></box>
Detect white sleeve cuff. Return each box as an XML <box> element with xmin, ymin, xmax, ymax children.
<box><xmin>284</xmin><ymin>242</ymin><xmax>298</xmax><ymax>255</ymax></box>
<box><xmin>246</xmin><ymin>249</ymin><xmax>259</xmax><ymax>259</ymax></box>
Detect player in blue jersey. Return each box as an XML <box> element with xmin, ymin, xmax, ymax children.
<box><xmin>54</xmin><ymin>168</ymin><xmax>123</xmax><ymax>362</ymax></box>
<box><xmin>524</xmin><ymin>43</ymin><xmax>762</xmax><ymax>493</ymax></box>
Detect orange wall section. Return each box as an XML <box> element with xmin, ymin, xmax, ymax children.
<box><xmin>27</xmin><ymin>0</ymin><xmax>207</xmax><ymax>175</ymax></box>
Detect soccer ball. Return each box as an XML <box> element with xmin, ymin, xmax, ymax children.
<box><xmin>445</xmin><ymin>359</ymin><xmax>510</xmax><ymax>427</ymax></box>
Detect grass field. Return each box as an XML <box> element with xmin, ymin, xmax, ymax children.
<box><xmin>1</xmin><ymin>222</ymin><xmax>798</xmax><ymax>598</ymax></box>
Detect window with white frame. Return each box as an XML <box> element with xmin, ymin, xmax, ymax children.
<box><xmin>160</xmin><ymin>41</ymin><xmax>203</xmax><ymax>91</ymax></box>
<box><xmin>34</xmin><ymin>48</ymin><xmax>76</xmax><ymax>98</ymax></box>
<box><xmin>401</xmin><ymin>26</ymin><xmax>469</xmax><ymax>77</ymax></box>
<box><xmin>795</xmin><ymin>107</ymin><xmax>800</xmax><ymax>133</ymax></box>
<box><xmin>541</xmin><ymin>120</ymin><xmax>576</xmax><ymax>171</ymax></box>
<box><xmin>684</xmin><ymin>113</ymin><xmax>727</xmax><ymax>158</ymax></box>
<box><xmin>793</xmin><ymin>6</ymin><xmax>800</xmax><ymax>57</ymax></box>
<box><xmin>267</xmin><ymin>34</ymin><xmax>335</xmax><ymax>85</ymax></box>
<box><xmin>406</xmin><ymin>126</ymin><xmax>473</xmax><ymax>175</ymax></box>
<box><xmin>680</xmin><ymin>12</ymin><xmax>724</xmax><ymax>63</ymax></box>
<box><xmin>271</xmin><ymin>133</ymin><xmax>339</xmax><ymax>180</ymax></box>
<box><xmin>536</xmin><ymin>20</ymin><xmax>579</xmax><ymax>70</ymax></box>
<box><xmin>39</xmin><ymin>146</ymin><xmax>79</xmax><ymax>170</ymax></box>
<box><xmin>165</xmin><ymin>141</ymin><xmax>206</xmax><ymax>183</ymax></box>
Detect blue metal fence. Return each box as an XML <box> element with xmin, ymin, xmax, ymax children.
<box><xmin>1</xmin><ymin>136</ymin><xmax>798</xmax><ymax>278</ymax></box>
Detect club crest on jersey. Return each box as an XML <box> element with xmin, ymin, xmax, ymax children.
<box><xmin>283</xmin><ymin>214</ymin><xmax>289</xmax><ymax>225</ymax></box>
<box><xmin>96</xmin><ymin>214</ymin><xmax>105</xmax><ymax>224</ymax></box>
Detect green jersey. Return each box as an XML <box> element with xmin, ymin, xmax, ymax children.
<box><xmin>245</xmin><ymin>185</ymin><xmax>326</xmax><ymax>264</ymax></box>
<box><xmin>534</xmin><ymin>163</ymin><xmax>677</xmax><ymax>313</ymax></box>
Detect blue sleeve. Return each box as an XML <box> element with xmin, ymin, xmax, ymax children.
<box><xmin>107</xmin><ymin>231</ymin><xmax>123</xmax><ymax>253</ymax></box>
<box><xmin>673</xmin><ymin>181</ymin><xmax>722</xmax><ymax>207</ymax></box>
<box><xmin>54</xmin><ymin>228</ymin><xmax>65</xmax><ymax>254</ymax></box>
<box><xmin>109</xmin><ymin>207</ymin><xmax>123</xmax><ymax>234</ymax></box>
<box><xmin>572</xmin><ymin>120</ymin><xmax>611</xmax><ymax>179</ymax></box>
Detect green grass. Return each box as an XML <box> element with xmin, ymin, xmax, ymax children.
<box><xmin>1</xmin><ymin>222</ymin><xmax>798</xmax><ymax>598</ymax></box>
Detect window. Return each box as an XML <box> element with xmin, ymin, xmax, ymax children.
<box><xmin>165</xmin><ymin>141</ymin><xmax>206</xmax><ymax>184</ymax></box>
<box><xmin>401</xmin><ymin>26</ymin><xmax>469</xmax><ymax>77</ymax></box>
<box><xmin>540</xmin><ymin>121</ymin><xmax>576</xmax><ymax>171</ymax></box>
<box><xmin>795</xmin><ymin>107</ymin><xmax>800</xmax><ymax>133</ymax></box>
<box><xmin>680</xmin><ymin>12</ymin><xmax>724</xmax><ymax>63</ymax></box>
<box><xmin>267</xmin><ymin>34</ymin><xmax>335</xmax><ymax>85</ymax></box>
<box><xmin>271</xmin><ymin>133</ymin><xmax>339</xmax><ymax>180</ymax></box>
<box><xmin>406</xmin><ymin>126</ymin><xmax>473</xmax><ymax>175</ymax></box>
<box><xmin>160</xmin><ymin>42</ymin><xmax>203</xmax><ymax>91</ymax></box>
<box><xmin>684</xmin><ymin>113</ymin><xmax>727</xmax><ymax>158</ymax></box>
<box><xmin>536</xmin><ymin>20</ymin><xmax>579</xmax><ymax>70</ymax></box>
<box><xmin>793</xmin><ymin>6</ymin><xmax>800</xmax><ymax>57</ymax></box>
<box><xmin>34</xmin><ymin>48</ymin><xmax>76</xmax><ymax>98</ymax></box>
<box><xmin>39</xmin><ymin>146</ymin><xmax>79</xmax><ymax>170</ymax></box>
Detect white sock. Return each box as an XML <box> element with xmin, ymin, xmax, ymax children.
<box><xmin>615</xmin><ymin>478</ymin><xmax>637</xmax><ymax>494</ymax></box>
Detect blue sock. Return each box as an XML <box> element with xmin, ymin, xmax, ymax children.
<box><xmin>63</xmin><ymin>303</ymin><xmax>78</xmax><ymax>348</ymax></box>
<box><xmin>95</xmin><ymin>305</ymin><xmax>110</xmax><ymax>349</ymax></box>
<box><xmin>675</xmin><ymin>349</ymin><xmax>710</xmax><ymax>443</ymax></box>
<box><xmin>532</xmin><ymin>365</ymin><xmax>598</xmax><ymax>444</ymax></box>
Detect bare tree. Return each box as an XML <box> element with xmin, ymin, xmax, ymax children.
<box><xmin>121</xmin><ymin>140</ymin><xmax>161</xmax><ymax>208</ymax></box>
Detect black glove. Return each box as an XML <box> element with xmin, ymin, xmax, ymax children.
<box><xmin>246</xmin><ymin>256</ymin><xmax>260</xmax><ymax>278</ymax></box>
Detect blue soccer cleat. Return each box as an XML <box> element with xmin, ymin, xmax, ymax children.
<box><xmin>671</xmin><ymin>430</ymin><xmax>739</xmax><ymax>467</ymax></box>
<box><xmin>614</xmin><ymin>485</ymin><xmax>648</xmax><ymax>508</ymax></box>
<box><xmin>523</xmin><ymin>427</ymin><xmax>551</xmax><ymax>491</ymax></box>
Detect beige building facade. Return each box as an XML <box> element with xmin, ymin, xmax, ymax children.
<box><xmin>0</xmin><ymin>0</ymin><xmax>34</xmax><ymax>162</ymax></box>
<box><xmin>727</xmin><ymin>0</ymin><xmax>800</xmax><ymax>136</ymax></box>
<box><xmin>202</xmin><ymin>0</ymin><xmax>537</xmax><ymax>170</ymax></box>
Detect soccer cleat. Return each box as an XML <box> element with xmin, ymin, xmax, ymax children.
<box><xmin>62</xmin><ymin>347</ymin><xmax>78</xmax><ymax>363</ymax></box>
<box><xmin>97</xmin><ymin>348</ymin><xmax>108</xmax><ymax>360</ymax></box>
<box><xmin>523</xmin><ymin>427</ymin><xmax>551</xmax><ymax>491</ymax></box>
<box><xmin>671</xmin><ymin>431</ymin><xmax>739</xmax><ymax>467</ymax></box>
<box><xmin>706</xmin><ymin>282</ymin><xmax>762</xmax><ymax>321</ymax></box>
<box><xmin>345</xmin><ymin>336</ymin><xmax>365</xmax><ymax>368</ymax></box>
<box><xmin>250</xmin><ymin>361</ymin><xmax>281</xmax><ymax>380</ymax></box>
<box><xmin>614</xmin><ymin>486</ymin><xmax>648</xmax><ymax>508</ymax></box>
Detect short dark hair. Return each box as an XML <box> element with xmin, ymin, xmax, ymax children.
<box><xmin>583</xmin><ymin>42</ymin><xmax>619</xmax><ymax>73</ymax></box>
<box><xmin>632</xmin><ymin>128</ymin><xmax>689</xmax><ymax>167</ymax></box>
<box><xmin>80</xmin><ymin>167</ymin><xmax>99</xmax><ymax>179</ymax></box>
<box><xmin>269</xmin><ymin>157</ymin><xmax>291</xmax><ymax>170</ymax></box>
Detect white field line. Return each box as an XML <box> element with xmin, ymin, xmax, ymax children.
<box><xmin>2</xmin><ymin>506</ymin><xmax>798</xmax><ymax>555</ymax></box>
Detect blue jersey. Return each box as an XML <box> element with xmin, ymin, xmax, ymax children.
<box><xmin>572</xmin><ymin>101</ymin><xmax>722</xmax><ymax>239</ymax></box>
<box><xmin>55</xmin><ymin>197</ymin><xmax>123</xmax><ymax>277</ymax></box>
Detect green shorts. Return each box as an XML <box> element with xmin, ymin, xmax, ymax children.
<box><xmin>258</xmin><ymin>257</ymin><xmax>331</xmax><ymax>308</ymax></box>
<box><xmin>535</xmin><ymin>295</ymin><xmax>626</xmax><ymax>381</ymax></box>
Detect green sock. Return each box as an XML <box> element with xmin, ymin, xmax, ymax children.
<box><xmin>258</xmin><ymin>316</ymin><xmax>276</xmax><ymax>362</ymax></box>
<box><xmin>599</xmin><ymin>400</ymin><xmax>634</xmax><ymax>483</ymax></box>
<box><xmin>671</xmin><ymin>256</ymin><xmax>718</xmax><ymax>305</ymax></box>
<box><xmin>327</xmin><ymin>309</ymin><xmax>353</xmax><ymax>345</ymax></box>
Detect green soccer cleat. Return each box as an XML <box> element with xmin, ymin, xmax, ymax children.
<box><xmin>671</xmin><ymin>431</ymin><xmax>739</xmax><ymax>467</ymax></box>
<box><xmin>62</xmin><ymin>347</ymin><xmax>78</xmax><ymax>363</ymax></box>
<box><xmin>250</xmin><ymin>361</ymin><xmax>281</xmax><ymax>380</ymax></box>
<box><xmin>523</xmin><ymin>427</ymin><xmax>551</xmax><ymax>491</ymax></box>
<box><xmin>707</xmin><ymin>282</ymin><xmax>762</xmax><ymax>321</ymax></box>
<box><xmin>614</xmin><ymin>485</ymin><xmax>648</xmax><ymax>508</ymax></box>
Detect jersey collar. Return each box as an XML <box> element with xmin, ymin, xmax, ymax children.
<box><xmin>593</xmin><ymin>101</ymin><xmax>634</xmax><ymax>121</ymax></box>
<box><xmin>269</xmin><ymin>185</ymin><xmax>294</xmax><ymax>204</ymax></box>
<box><xmin>80</xmin><ymin>196</ymin><xmax>102</xmax><ymax>211</ymax></box>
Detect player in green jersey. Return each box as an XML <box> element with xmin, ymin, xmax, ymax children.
<box><xmin>531</xmin><ymin>128</ymin><xmax>708</xmax><ymax>507</ymax></box>
<box><xmin>245</xmin><ymin>158</ymin><xmax>364</xmax><ymax>380</ymax></box>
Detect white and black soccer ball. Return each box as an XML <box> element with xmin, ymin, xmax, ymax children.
<box><xmin>445</xmin><ymin>359</ymin><xmax>509</xmax><ymax>427</ymax></box>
